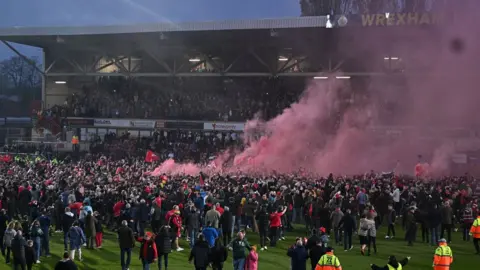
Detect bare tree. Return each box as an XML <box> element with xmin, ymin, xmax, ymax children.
<box><xmin>0</xmin><ymin>56</ymin><xmax>41</xmax><ymax>90</ymax></box>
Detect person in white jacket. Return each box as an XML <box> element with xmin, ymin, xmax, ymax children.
<box><xmin>3</xmin><ymin>222</ymin><xmax>16</xmax><ymax>264</ymax></box>
<box><xmin>390</xmin><ymin>188</ymin><xmax>401</xmax><ymax>215</ymax></box>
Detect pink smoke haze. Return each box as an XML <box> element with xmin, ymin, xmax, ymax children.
<box><xmin>151</xmin><ymin>159</ymin><xmax>201</xmax><ymax>176</ymax></box>
<box><xmin>153</xmin><ymin>2</ymin><xmax>480</xmax><ymax>177</ymax></box>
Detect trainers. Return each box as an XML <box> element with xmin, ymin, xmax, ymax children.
<box><xmin>385</xmin><ymin>236</ymin><xmax>390</xmax><ymax>239</ymax></box>
<box><xmin>176</xmin><ymin>247</ymin><xmax>184</xmax><ymax>252</ymax></box>
<box><xmin>350</xmin><ymin>246</ymin><xmax>354</xmax><ymax>250</ymax></box>
<box><xmin>281</xmin><ymin>237</ymin><xmax>286</xmax><ymax>241</ymax></box>
<box><xmin>264</xmin><ymin>246</ymin><xmax>267</xmax><ymax>250</ymax></box>
<box><xmin>260</xmin><ymin>248</ymin><xmax>265</xmax><ymax>251</ymax></box>
<box><xmin>36</xmin><ymin>260</ymin><xmax>41</xmax><ymax>264</ymax></box>
<box><xmin>344</xmin><ymin>249</ymin><xmax>348</xmax><ymax>252</ymax></box>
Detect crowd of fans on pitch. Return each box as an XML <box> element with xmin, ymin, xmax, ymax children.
<box><xmin>1</xmin><ymin>142</ymin><xmax>480</xmax><ymax>270</ymax></box>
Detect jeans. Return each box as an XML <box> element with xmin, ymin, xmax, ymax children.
<box><xmin>63</xmin><ymin>232</ymin><xmax>69</xmax><ymax>250</ymax></box>
<box><xmin>33</xmin><ymin>236</ymin><xmax>41</xmax><ymax>260</ymax></box>
<box><xmin>5</xmin><ymin>246</ymin><xmax>11</xmax><ymax>264</ymax></box>
<box><xmin>233</xmin><ymin>258</ymin><xmax>245</xmax><ymax>270</ymax></box>
<box><xmin>334</xmin><ymin>227</ymin><xmax>341</xmax><ymax>243</ymax></box>
<box><xmin>430</xmin><ymin>226</ymin><xmax>440</xmax><ymax>245</ymax></box>
<box><xmin>41</xmin><ymin>234</ymin><xmax>50</xmax><ymax>256</ymax></box>
<box><xmin>190</xmin><ymin>229</ymin><xmax>198</xmax><ymax>248</ymax></box>
<box><xmin>142</xmin><ymin>260</ymin><xmax>151</xmax><ymax>270</ymax></box>
<box><xmin>120</xmin><ymin>248</ymin><xmax>132</xmax><ymax>270</ymax></box>
<box><xmin>440</xmin><ymin>224</ymin><xmax>452</xmax><ymax>243</ymax></box>
<box><xmin>463</xmin><ymin>223</ymin><xmax>473</xmax><ymax>241</ymax></box>
<box><xmin>158</xmin><ymin>253</ymin><xmax>168</xmax><ymax>270</ymax></box>
<box><xmin>387</xmin><ymin>224</ymin><xmax>396</xmax><ymax>237</ymax></box>
<box><xmin>343</xmin><ymin>231</ymin><xmax>352</xmax><ymax>250</ymax></box>
<box><xmin>231</xmin><ymin>216</ymin><xmax>236</xmax><ymax>237</ymax></box>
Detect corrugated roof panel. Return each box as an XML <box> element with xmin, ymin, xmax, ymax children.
<box><xmin>0</xmin><ymin>17</ymin><xmax>327</xmax><ymax>37</ymax></box>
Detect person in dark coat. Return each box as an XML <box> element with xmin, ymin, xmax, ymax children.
<box><xmin>305</xmin><ymin>229</ymin><xmax>320</xmax><ymax>251</ymax></box>
<box><xmin>308</xmin><ymin>239</ymin><xmax>325</xmax><ymax>270</ymax></box>
<box><xmin>255</xmin><ymin>205</ymin><xmax>269</xmax><ymax>250</ymax></box>
<box><xmin>287</xmin><ymin>238</ymin><xmax>308</xmax><ymax>270</ymax></box>
<box><xmin>189</xmin><ymin>234</ymin><xmax>211</xmax><ymax>270</ymax></box>
<box><xmin>62</xmin><ymin>207</ymin><xmax>75</xmax><ymax>251</ymax></box>
<box><xmin>138</xmin><ymin>232</ymin><xmax>158</xmax><ymax>269</ymax></box>
<box><xmin>210</xmin><ymin>238</ymin><xmax>228</xmax><ymax>270</ymax></box>
<box><xmin>185</xmin><ymin>205</ymin><xmax>201</xmax><ymax>248</ymax></box>
<box><xmin>136</xmin><ymin>199</ymin><xmax>150</xmax><ymax>237</ymax></box>
<box><xmin>220</xmin><ymin>206</ymin><xmax>233</xmax><ymax>247</ymax></box>
<box><xmin>25</xmin><ymin>240</ymin><xmax>36</xmax><ymax>270</ymax></box>
<box><xmin>84</xmin><ymin>211</ymin><xmax>96</xmax><ymax>249</ymax></box>
<box><xmin>370</xmin><ymin>255</ymin><xmax>410</xmax><ymax>270</ymax></box>
<box><xmin>428</xmin><ymin>204</ymin><xmax>442</xmax><ymax>245</ymax></box>
<box><xmin>54</xmin><ymin>251</ymin><xmax>78</xmax><ymax>270</ymax></box>
<box><xmin>404</xmin><ymin>208</ymin><xmax>417</xmax><ymax>246</ymax></box>
<box><xmin>338</xmin><ymin>208</ymin><xmax>356</xmax><ymax>251</ymax></box>
<box><xmin>118</xmin><ymin>220</ymin><xmax>136</xmax><ymax>270</ymax></box>
<box><xmin>0</xmin><ymin>209</ymin><xmax>10</xmax><ymax>256</ymax></box>
<box><xmin>155</xmin><ymin>225</ymin><xmax>172</xmax><ymax>270</ymax></box>
<box><xmin>11</xmin><ymin>230</ymin><xmax>27</xmax><ymax>270</ymax></box>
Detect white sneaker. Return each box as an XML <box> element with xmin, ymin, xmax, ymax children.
<box><xmin>264</xmin><ymin>246</ymin><xmax>268</xmax><ymax>250</ymax></box>
<box><xmin>344</xmin><ymin>249</ymin><xmax>348</xmax><ymax>252</ymax></box>
<box><xmin>385</xmin><ymin>236</ymin><xmax>390</xmax><ymax>239</ymax></box>
<box><xmin>281</xmin><ymin>237</ymin><xmax>286</xmax><ymax>240</ymax></box>
<box><xmin>176</xmin><ymin>247</ymin><xmax>184</xmax><ymax>252</ymax></box>
<box><xmin>349</xmin><ymin>246</ymin><xmax>354</xmax><ymax>250</ymax></box>
<box><xmin>260</xmin><ymin>248</ymin><xmax>265</xmax><ymax>251</ymax></box>
<box><xmin>36</xmin><ymin>260</ymin><xmax>41</xmax><ymax>264</ymax></box>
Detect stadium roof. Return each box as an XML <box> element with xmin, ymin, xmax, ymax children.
<box><xmin>0</xmin><ymin>16</ymin><xmax>327</xmax><ymax>48</ymax></box>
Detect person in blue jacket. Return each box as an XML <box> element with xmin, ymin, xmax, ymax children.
<box><xmin>68</xmin><ymin>222</ymin><xmax>86</xmax><ymax>261</ymax></box>
<box><xmin>202</xmin><ymin>222</ymin><xmax>219</xmax><ymax>247</ymax></box>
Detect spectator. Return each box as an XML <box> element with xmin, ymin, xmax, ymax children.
<box><xmin>29</xmin><ymin>220</ymin><xmax>42</xmax><ymax>263</ymax></box>
<box><xmin>84</xmin><ymin>211</ymin><xmax>97</xmax><ymax>249</ymax></box>
<box><xmin>229</xmin><ymin>231</ymin><xmax>251</xmax><ymax>270</ymax></box>
<box><xmin>287</xmin><ymin>238</ymin><xmax>308</xmax><ymax>270</ymax></box>
<box><xmin>68</xmin><ymin>222</ymin><xmax>86</xmax><ymax>261</ymax></box>
<box><xmin>155</xmin><ymin>225</ymin><xmax>172</xmax><ymax>270</ymax></box>
<box><xmin>188</xmin><ymin>234</ymin><xmax>210</xmax><ymax>270</ymax></box>
<box><xmin>210</xmin><ymin>238</ymin><xmax>228</xmax><ymax>270</ymax></box>
<box><xmin>3</xmin><ymin>222</ymin><xmax>16</xmax><ymax>264</ymax></box>
<box><xmin>202</xmin><ymin>222</ymin><xmax>219</xmax><ymax>248</ymax></box>
<box><xmin>11</xmin><ymin>230</ymin><xmax>27</xmax><ymax>270</ymax></box>
<box><xmin>338</xmin><ymin>209</ymin><xmax>356</xmax><ymax>251</ymax></box>
<box><xmin>118</xmin><ymin>220</ymin><xmax>136</xmax><ymax>270</ymax></box>
<box><xmin>37</xmin><ymin>211</ymin><xmax>52</xmax><ymax>258</ymax></box>
<box><xmin>245</xmin><ymin>245</ymin><xmax>259</xmax><ymax>270</ymax></box>
<box><xmin>54</xmin><ymin>251</ymin><xmax>78</xmax><ymax>270</ymax></box>
<box><xmin>220</xmin><ymin>206</ymin><xmax>233</xmax><ymax>247</ymax></box>
<box><xmin>62</xmin><ymin>207</ymin><xmax>75</xmax><ymax>251</ymax></box>
<box><xmin>94</xmin><ymin>212</ymin><xmax>103</xmax><ymax>248</ymax></box>
<box><xmin>25</xmin><ymin>240</ymin><xmax>36</xmax><ymax>270</ymax></box>
<box><xmin>0</xmin><ymin>209</ymin><xmax>10</xmax><ymax>256</ymax></box>
<box><xmin>138</xmin><ymin>232</ymin><xmax>158</xmax><ymax>270</ymax></box>
<box><xmin>185</xmin><ymin>205</ymin><xmax>201</xmax><ymax>248</ymax></box>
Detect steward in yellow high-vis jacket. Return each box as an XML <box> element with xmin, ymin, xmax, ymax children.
<box><xmin>370</xmin><ymin>255</ymin><xmax>411</xmax><ymax>270</ymax></box>
<box><xmin>470</xmin><ymin>214</ymin><xmax>480</xmax><ymax>254</ymax></box>
<box><xmin>433</xmin><ymin>239</ymin><xmax>453</xmax><ymax>270</ymax></box>
<box><xmin>315</xmin><ymin>247</ymin><xmax>342</xmax><ymax>270</ymax></box>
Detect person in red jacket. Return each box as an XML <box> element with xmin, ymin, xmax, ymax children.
<box><xmin>137</xmin><ymin>232</ymin><xmax>158</xmax><ymax>269</ymax></box>
<box><xmin>269</xmin><ymin>206</ymin><xmax>287</xmax><ymax>247</ymax></box>
<box><xmin>113</xmin><ymin>200</ymin><xmax>125</xmax><ymax>228</ymax></box>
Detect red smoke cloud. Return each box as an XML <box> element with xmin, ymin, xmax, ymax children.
<box><xmin>153</xmin><ymin>2</ymin><xmax>480</xmax><ymax>176</ymax></box>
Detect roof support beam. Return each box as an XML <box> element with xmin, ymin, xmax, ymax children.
<box><xmin>1</xmin><ymin>40</ymin><xmax>45</xmax><ymax>76</ymax></box>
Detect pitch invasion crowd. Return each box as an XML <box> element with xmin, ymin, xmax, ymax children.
<box><xmin>0</xmin><ymin>153</ymin><xmax>480</xmax><ymax>270</ymax></box>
